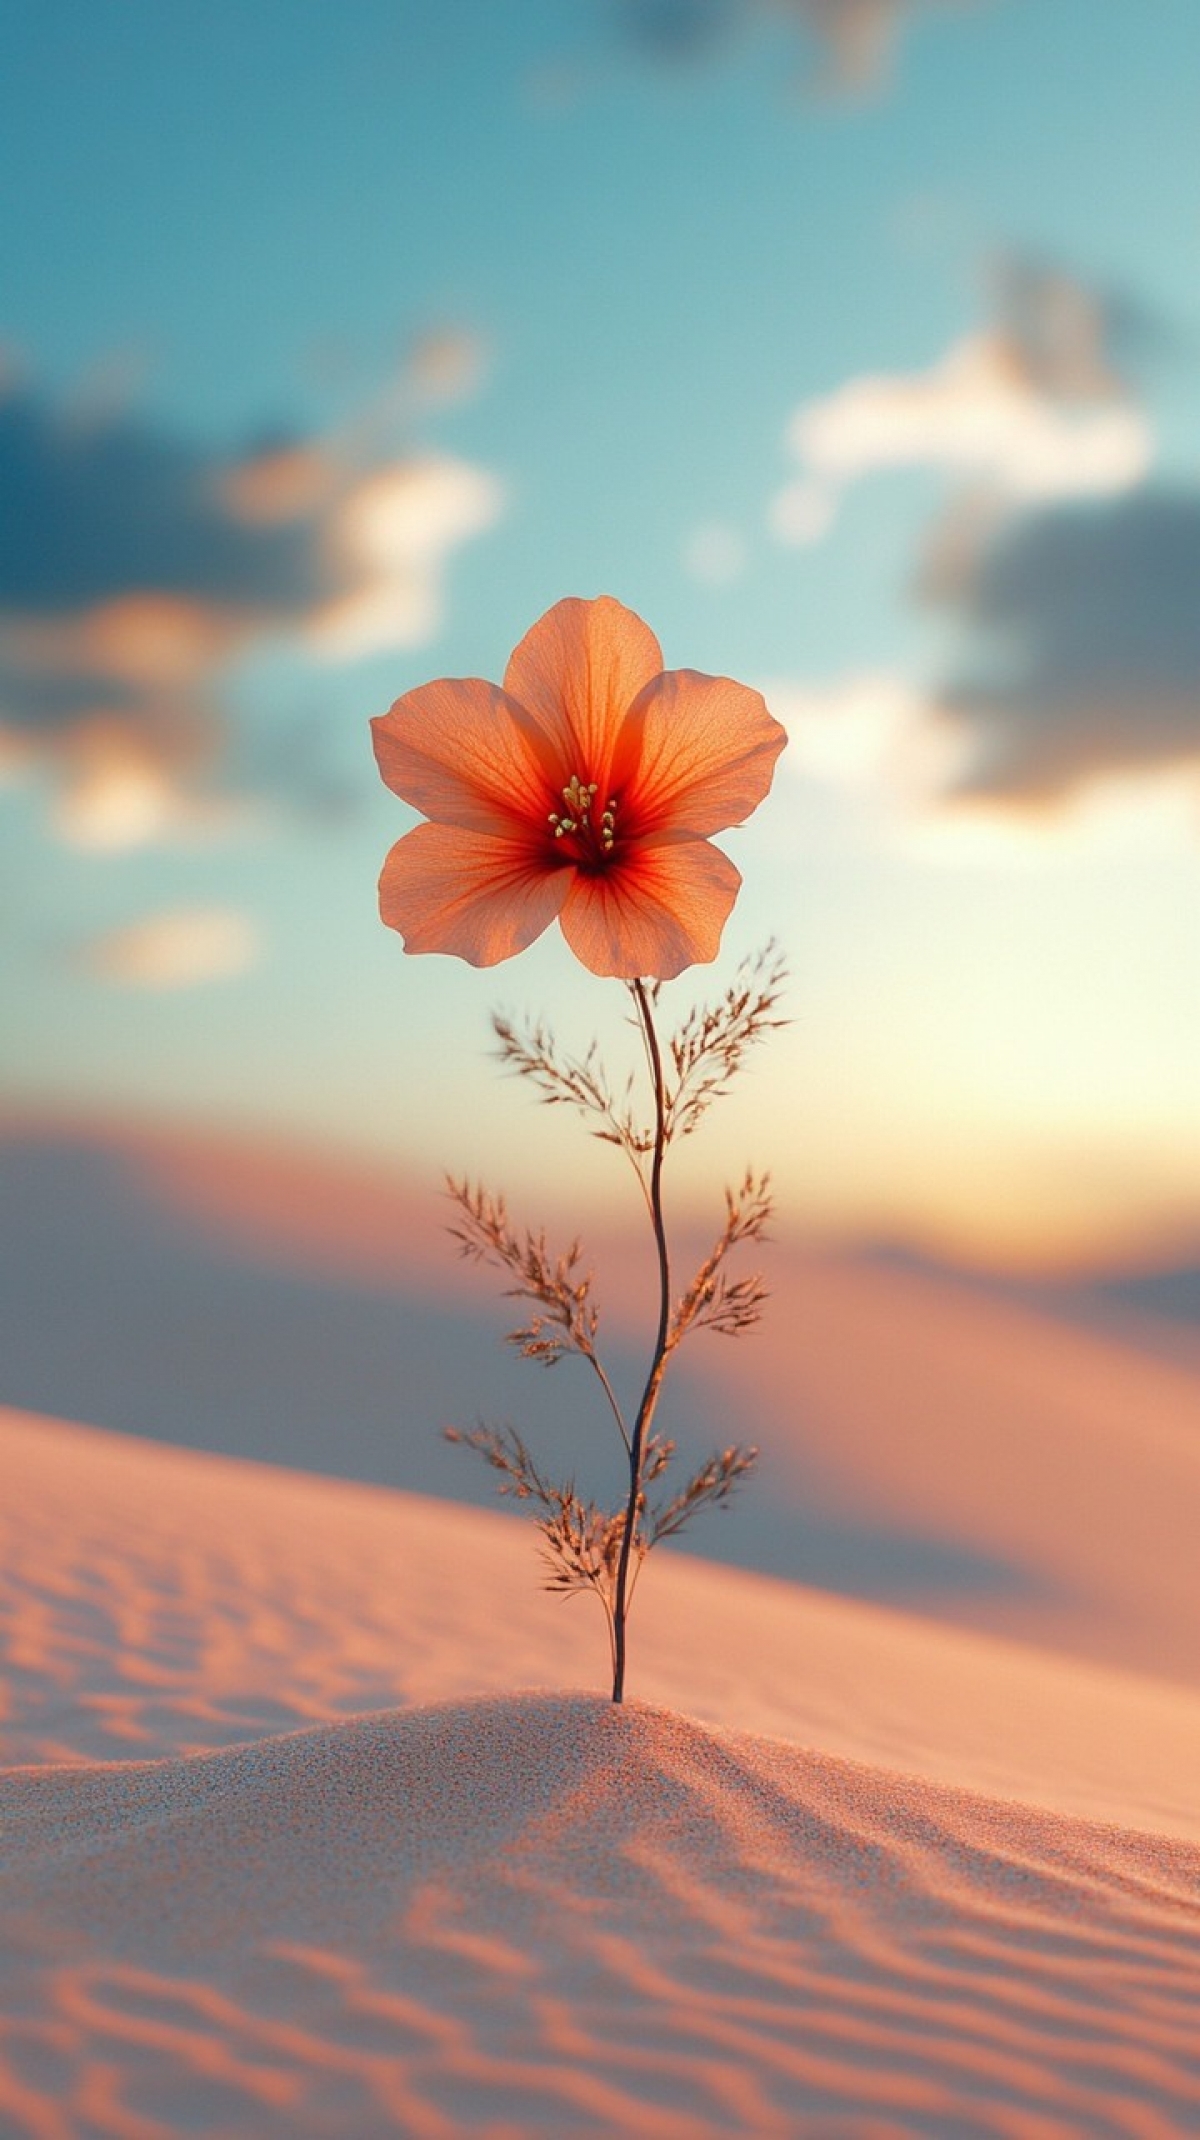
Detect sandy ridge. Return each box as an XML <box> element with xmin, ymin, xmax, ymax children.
<box><xmin>3</xmin><ymin>1695</ymin><xmax>1200</xmax><ymax>2138</ymax></box>
<box><xmin>4</xmin><ymin>1407</ymin><xmax>1200</xmax><ymax>2134</ymax></box>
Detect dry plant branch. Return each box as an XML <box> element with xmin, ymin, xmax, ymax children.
<box><xmin>658</xmin><ymin>940</ymin><xmax>789</xmax><ymax>1143</ymax></box>
<box><xmin>445</xmin><ymin>1178</ymin><xmax>629</xmax><ymax>1448</ymax></box>
<box><xmin>647</xmin><ymin>1443</ymin><xmax>759</xmax><ymax>1548</ymax></box>
<box><xmin>671</xmin><ymin>1169</ymin><xmax>774</xmax><ymax>1350</ymax></box>
<box><xmin>491</xmin><ymin>1016</ymin><xmax>652</xmax><ymax>1165</ymax></box>
<box><xmin>443</xmin><ymin>1424</ymin><xmax>643</xmax><ymax>1679</ymax></box>
<box><xmin>448</xmin><ymin>945</ymin><xmax>786</xmax><ymax>1701</ymax></box>
<box><xmin>491</xmin><ymin>942</ymin><xmax>787</xmax><ymax>1202</ymax></box>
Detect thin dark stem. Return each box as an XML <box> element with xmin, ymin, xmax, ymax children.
<box><xmin>586</xmin><ymin>1352</ymin><xmax>631</xmax><ymax>1455</ymax></box>
<box><xmin>611</xmin><ymin>976</ymin><xmax>672</xmax><ymax>1704</ymax></box>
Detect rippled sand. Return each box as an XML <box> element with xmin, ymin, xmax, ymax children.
<box><xmin>3</xmin><ymin>1408</ymin><xmax>1199</xmax><ymax>2135</ymax></box>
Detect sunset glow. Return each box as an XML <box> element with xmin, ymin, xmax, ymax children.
<box><xmin>3</xmin><ymin>0</ymin><xmax>1198</xmax><ymax>1276</ymax></box>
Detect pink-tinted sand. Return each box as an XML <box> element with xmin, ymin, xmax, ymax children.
<box><xmin>2</xmin><ymin>1406</ymin><xmax>1199</xmax><ymax>2137</ymax></box>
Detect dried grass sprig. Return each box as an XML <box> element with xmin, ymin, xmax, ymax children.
<box><xmin>444</xmin><ymin>1423</ymin><xmax>645</xmax><ymax>1679</ymax></box>
<box><xmin>491</xmin><ymin>1016</ymin><xmax>652</xmax><ymax>1165</ymax></box>
<box><xmin>491</xmin><ymin>941</ymin><xmax>787</xmax><ymax>1194</ymax></box>
<box><xmin>445</xmin><ymin>1179</ymin><xmax>629</xmax><ymax>1446</ymax></box>
<box><xmin>647</xmin><ymin>1442</ymin><xmax>760</xmax><ymax>1548</ymax></box>
<box><xmin>670</xmin><ymin>1169</ymin><xmax>774</xmax><ymax>1349</ymax></box>
<box><xmin>448</xmin><ymin>946</ymin><xmax>786</xmax><ymax>1700</ymax></box>
<box><xmin>658</xmin><ymin>939</ymin><xmax>788</xmax><ymax>1143</ymax></box>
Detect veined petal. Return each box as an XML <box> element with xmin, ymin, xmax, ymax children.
<box><xmin>612</xmin><ymin>669</ymin><xmax>788</xmax><ymax>838</ymax></box>
<box><xmin>371</xmin><ymin>678</ymin><xmax>551</xmax><ymax>836</ymax></box>
<box><xmin>559</xmin><ymin>836</ymin><xmax>741</xmax><ymax>979</ymax></box>
<box><xmin>503</xmin><ymin>596</ymin><xmax>663</xmax><ymax>788</ymax></box>
<box><xmin>379</xmin><ymin>822</ymin><xmax>567</xmax><ymax>967</ymax></box>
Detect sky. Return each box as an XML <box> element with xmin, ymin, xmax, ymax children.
<box><xmin>3</xmin><ymin>0</ymin><xmax>1200</xmax><ymax>1273</ymax></box>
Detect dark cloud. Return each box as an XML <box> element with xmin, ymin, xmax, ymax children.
<box><xmin>983</xmin><ymin>253</ymin><xmax>1175</xmax><ymax>405</ymax></box>
<box><xmin>929</xmin><ymin>491</ymin><xmax>1200</xmax><ymax>804</ymax></box>
<box><xmin>613</xmin><ymin>0</ymin><xmax>734</xmax><ymax>61</ymax></box>
<box><xmin>0</xmin><ymin>392</ymin><xmax>321</xmax><ymax>621</ymax></box>
<box><xmin>0</xmin><ymin>369</ymin><xmax>499</xmax><ymax>845</ymax></box>
<box><xmin>986</xmin><ymin>255</ymin><xmax>1129</xmax><ymax>403</ymax></box>
<box><xmin>0</xmin><ymin>658</ymin><xmax>142</xmax><ymax>732</ymax></box>
<box><xmin>0</xmin><ymin>388</ymin><xmax>306</xmax><ymax>841</ymax></box>
<box><xmin>613</xmin><ymin>0</ymin><xmax>983</xmax><ymax>88</ymax></box>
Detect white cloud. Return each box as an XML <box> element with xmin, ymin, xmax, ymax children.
<box><xmin>50</xmin><ymin>735</ymin><xmax>262</xmax><ymax>853</ymax></box>
<box><xmin>682</xmin><ymin>521</ymin><xmax>748</xmax><ymax>585</ymax></box>
<box><xmin>768</xmin><ymin>479</ymin><xmax>836</xmax><ymax>547</ymax></box>
<box><xmin>901</xmin><ymin>764</ymin><xmax>1200</xmax><ymax>869</ymax></box>
<box><xmin>798</xmin><ymin>334</ymin><xmax>1150</xmax><ymax>494</ymax></box>
<box><xmin>763</xmin><ymin>668</ymin><xmax>1200</xmax><ymax>865</ymax></box>
<box><xmin>767</xmin><ymin>265</ymin><xmax>1195</xmax><ymax>831</ymax></box>
<box><xmin>763</xmin><ymin>671</ymin><xmax>957</xmax><ymax>792</ymax></box>
<box><xmin>309</xmin><ymin>456</ymin><xmax>504</xmax><ymax>660</ymax></box>
<box><xmin>772</xmin><ymin>327</ymin><xmax>1152</xmax><ymax>545</ymax></box>
<box><xmin>79</xmin><ymin>908</ymin><xmax>261</xmax><ymax>988</ymax></box>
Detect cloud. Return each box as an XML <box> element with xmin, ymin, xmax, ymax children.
<box><xmin>307</xmin><ymin>457</ymin><xmax>502</xmax><ymax>659</ymax></box>
<box><xmin>764</xmin><ymin>670</ymin><xmax>982</xmax><ymax>845</ymax></box>
<box><xmin>788</xmin><ymin>0</ymin><xmax>972</xmax><ymax>88</ymax></box>
<box><xmin>38</xmin><ymin>719</ymin><xmax>260</xmax><ymax>852</ymax></box>
<box><xmin>927</xmin><ymin>490</ymin><xmax>1200</xmax><ymax>807</ymax></box>
<box><xmin>765</xmin><ymin>664</ymin><xmax>1200</xmax><ymax>865</ymax></box>
<box><xmin>767</xmin><ymin>492</ymin><xmax>1200</xmax><ymax>831</ymax></box>
<box><xmin>682</xmin><ymin>521</ymin><xmax>748</xmax><ymax>586</ymax></box>
<box><xmin>0</xmin><ymin>365</ymin><xmax>501</xmax><ymax>847</ymax></box>
<box><xmin>775</xmin><ymin>334</ymin><xmax>1149</xmax><ymax>546</ymax></box>
<box><xmin>0</xmin><ymin>389</ymin><xmax>318</xmax><ymax>620</ymax></box>
<box><xmin>613</xmin><ymin>0</ymin><xmax>985</xmax><ymax>89</ymax></box>
<box><xmin>76</xmin><ymin>907</ymin><xmax>261</xmax><ymax>988</ymax></box>
<box><xmin>768</xmin><ymin>479</ymin><xmax>836</xmax><ymax>545</ymax></box>
<box><xmin>773</xmin><ymin>260</ymin><xmax>1153</xmax><ymax>546</ymax></box>
<box><xmin>792</xmin><ymin>337</ymin><xmax>1148</xmax><ymax>497</ymax></box>
<box><xmin>405</xmin><ymin>326</ymin><xmax>488</xmax><ymax>408</ymax></box>
<box><xmin>764</xmin><ymin>671</ymin><xmax>931</xmax><ymax>787</ymax></box>
<box><xmin>983</xmin><ymin>254</ymin><xmax>1147</xmax><ymax>404</ymax></box>
<box><xmin>770</xmin><ymin>264</ymin><xmax>1199</xmax><ymax>825</ymax></box>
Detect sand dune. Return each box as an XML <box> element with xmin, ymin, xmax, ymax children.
<box><xmin>5</xmin><ymin>1115</ymin><xmax>1200</xmax><ymax>1690</ymax></box>
<box><xmin>5</xmin><ymin>1118</ymin><xmax>1200</xmax><ymax>2135</ymax></box>
<box><xmin>3</xmin><ymin>1406</ymin><xmax>1200</xmax><ymax>2136</ymax></box>
<box><xmin>5</xmin><ymin>1692</ymin><xmax>1200</xmax><ymax>2140</ymax></box>
<box><xmin>4</xmin><ymin>1405</ymin><xmax>1200</xmax><ymax>1840</ymax></box>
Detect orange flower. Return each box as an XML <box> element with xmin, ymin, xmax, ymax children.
<box><xmin>371</xmin><ymin>595</ymin><xmax>787</xmax><ymax>978</ymax></box>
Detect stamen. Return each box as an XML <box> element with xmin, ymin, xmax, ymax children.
<box><xmin>561</xmin><ymin>775</ymin><xmax>598</xmax><ymax>823</ymax></box>
<box><xmin>550</xmin><ymin>776</ymin><xmax>617</xmax><ymax>857</ymax></box>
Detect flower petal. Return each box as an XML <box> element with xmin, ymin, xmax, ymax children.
<box><xmin>503</xmin><ymin>596</ymin><xmax>663</xmax><ymax>787</ymax></box>
<box><xmin>379</xmin><ymin>822</ymin><xmax>567</xmax><ymax>966</ymax></box>
<box><xmin>371</xmin><ymin>678</ymin><xmax>551</xmax><ymax>835</ymax></box>
<box><xmin>559</xmin><ymin>836</ymin><xmax>742</xmax><ymax>979</ymax></box>
<box><xmin>612</xmin><ymin>669</ymin><xmax>788</xmax><ymax>838</ymax></box>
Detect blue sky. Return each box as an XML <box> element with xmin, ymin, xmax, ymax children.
<box><xmin>4</xmin><ymin>0</ymin><xmax>1200</xmax><ymax>1268</ymax></box>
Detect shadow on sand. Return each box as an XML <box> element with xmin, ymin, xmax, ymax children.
<box><xmin>2</xmin><ymin>1128</ymin><xmax>1038</xmax><ymax>1609</ymax></box>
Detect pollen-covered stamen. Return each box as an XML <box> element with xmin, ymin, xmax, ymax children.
<box><xmin>548</xmin><ymin>774</ymin><xmax>618</xmax><ymax>858</ymax></box>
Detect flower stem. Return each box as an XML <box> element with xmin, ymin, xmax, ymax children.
<box><xmin>611</xmin><ymin>978</ymin><xmax>672</xmax><ymax>1704</ymax></box>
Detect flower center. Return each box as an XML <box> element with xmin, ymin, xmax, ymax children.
<box><xmin>548</xmin><ymin>773</ymin><xmax>617</xmax><ymax>865</ymax></box>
